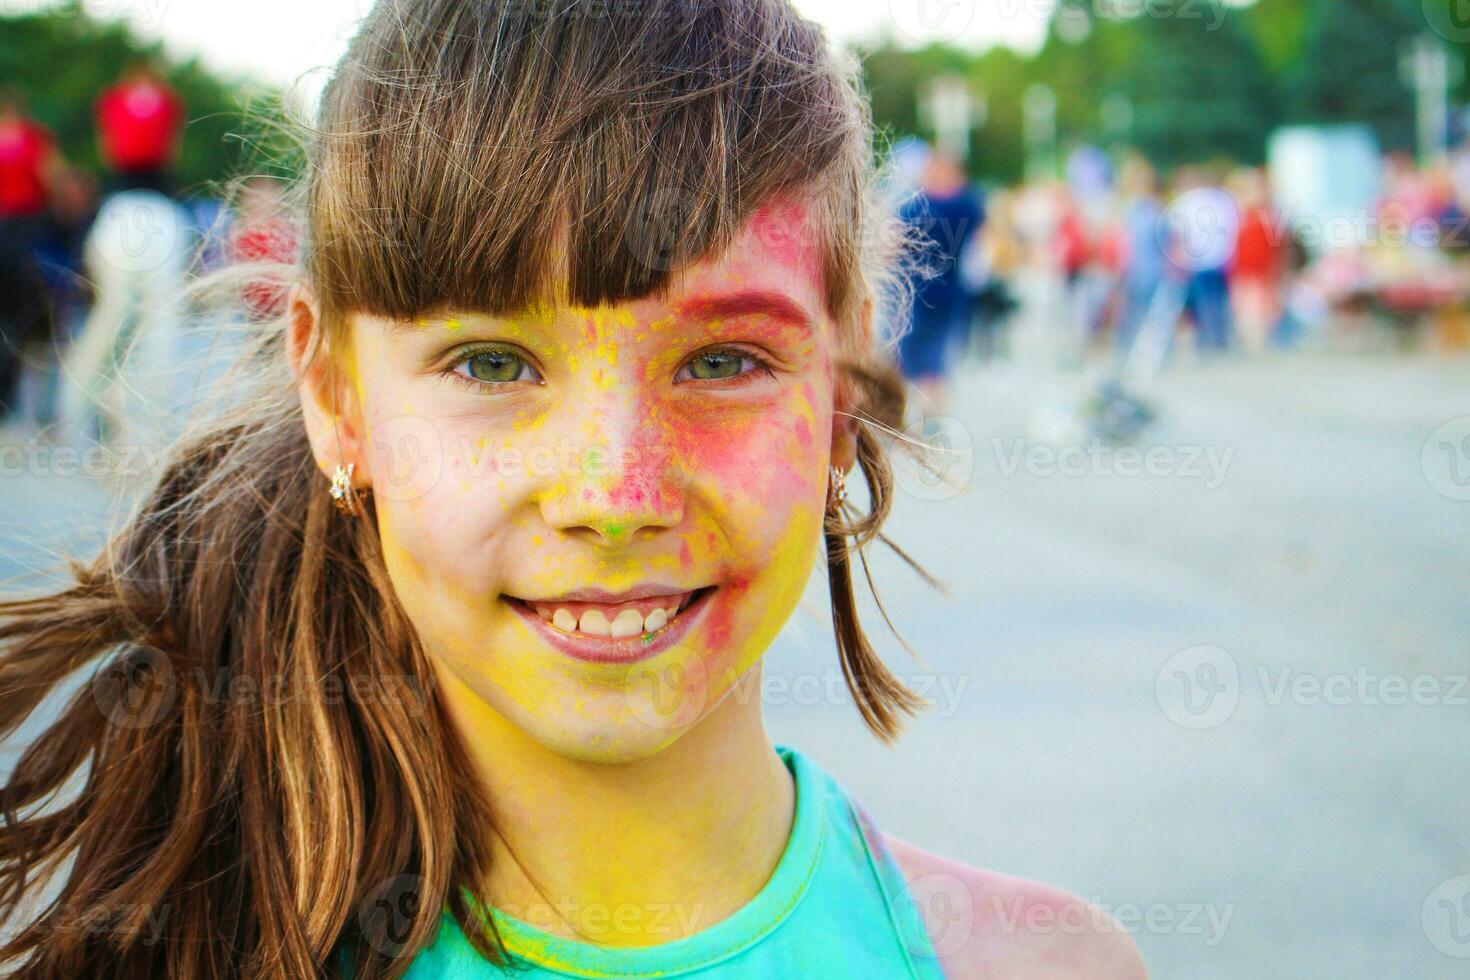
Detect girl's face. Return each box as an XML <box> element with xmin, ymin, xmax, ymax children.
<box><xmin>338</xmin><ymin>199</ymin><xmax>849</xmax><ymax>762</ymax></box>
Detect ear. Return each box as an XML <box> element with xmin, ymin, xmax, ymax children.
<box><xmin>829</xmin><ymin>295</ymin><xmax>872</xmax><ymax>474</ymax></box>
<box><xmin>831</xmin><ymin>411</ymin><xmax>858</xmax><ymax>474</ymax></box>
<box><xmin>285</xmin><ymin>282</ymin><xmax>368</xmax><ymax>484</ymax></box>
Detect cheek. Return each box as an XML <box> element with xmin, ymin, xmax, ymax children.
<box><xmin>664</xmin><ymin>377</ymin><xmax>833</xmax><ymax>653</ymax></box>
<box><xmin>676</xmin><ymin>380</ymin><xmax>828</xmax><ymax>514</ymax></box>
<box><xmin>357</xmin><ymin>394</ymin><xmax>515</xmax><ymax>591</ymax></box>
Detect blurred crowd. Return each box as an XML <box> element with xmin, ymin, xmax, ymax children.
<box><xmin>0</xmin><ymin>60</ymin><xmax>295</xmax><ymax>442</ymax></box>
<box><xmin>890</xmin><ymin>139</ymin><xmax>1470</xmax><ymax>411</ymax></box>
<box><xmin>5</xmin><ymin>71</ymin><xmax>1470</xmax><ymax>445</ymax></box>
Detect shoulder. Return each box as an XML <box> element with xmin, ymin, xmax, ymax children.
<box><xmin>882</xmin><ymin>833</ymin><xmax>1148</xmax><ymax>980</ymax></box>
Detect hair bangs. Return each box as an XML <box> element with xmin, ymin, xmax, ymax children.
<box><xmin>304</xmin><ymin>0</ymin><xmax>864</xmax><ymax>329</ymax></box>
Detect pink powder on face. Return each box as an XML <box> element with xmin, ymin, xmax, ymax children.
<box><xmin>794</xmin><ymin>417</ymin><xmax>812</xmax><ymax>450</ymax></box>
<box><xmin>745</xmin><ymin>197</ymin><xmax>822</xmax><ymax>280</ymax></box>
<box><xmin>692</xmin><ymin>406</ymin><xmax>815</xmax><ymax>502</ymax></box>
<box><xmin>699</xmin><ymin>574</ymin><xmax>751</xmax><ymax>652</ymax></box>
<box><xmin>601</xmin><ymin>427</ymin><xmax>682</xmax><ymax>520</ymax></box>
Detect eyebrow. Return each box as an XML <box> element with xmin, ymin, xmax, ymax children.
<box><xmin>674</xmin><ymin>289</ymin><xmax>817</xmax><ymax>331</ymax></box>
<box><xmin>393</xmin><ymin>289</ymin><xmax>818</xmax><ymax>336</ymax></box>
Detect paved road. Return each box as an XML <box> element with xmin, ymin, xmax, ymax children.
<box><xmin>764</xmin><ymin>348</ymin><xmax>1470</xmax><ymax>980</ymax></box>
<box><xmin>3</xmin><ymin>347</ymin><xmax>1468</xmax><ymax>978</ymax></box>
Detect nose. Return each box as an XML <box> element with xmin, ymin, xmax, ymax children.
<box><xmin>536</xmin><ymin>402</ymin><xmax>685</xmax><ymax>547</ymax></box>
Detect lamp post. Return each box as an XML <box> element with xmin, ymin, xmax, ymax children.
<box><xmin>1400</xmin><ymin>33</ymin><xmax>1460</xmax><ymax>164</ymax></box>
<box><xmin>1024</xmin><ymin>83</ymin><xmax>1058</xmax><ymax>182</ymax></box>
<box><xmin>920</xmin><ymin>74</ymin><xmax>983</xmax><ymax>164</ymax></box>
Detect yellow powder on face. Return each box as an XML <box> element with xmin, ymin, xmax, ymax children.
<box><xmin>345</xmin><ymin>329</ymin><xmax>376</xmax><ymax>415</ymax></box>
<box><xmin>368</xmin><ymin>285</ymin><xmax>831</xmax><ymax>774</ymax></box>
<box><xmin>582</xmin><ymin>307</ymin><xmax>628</xmax><ymax>386</ymax></box>
<box><xmin>691</xmin><ymin>509</ymin><xmax>821</xmax><ymax>713</ymax></box>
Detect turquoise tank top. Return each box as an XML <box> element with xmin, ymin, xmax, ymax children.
<box><xmin>400</xmin><ymin>743</ymin><xmax>946</xmax><ymax>978</ymax></box>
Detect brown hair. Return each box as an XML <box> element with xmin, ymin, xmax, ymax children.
<box><xmin>0</xmin><ymin>1</ymin><xmax>934</xmax><ymax>976</ymax></box>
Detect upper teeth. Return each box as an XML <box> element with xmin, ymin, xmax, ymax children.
<box><xmin>540</xmin><ymin>602</ymin><xmax>682</xmax><ymax>638</ymax></box>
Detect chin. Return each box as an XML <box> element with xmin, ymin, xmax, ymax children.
<box><xmin>475</xmin><ymin>651</ymin><xmax>724</xmax><ymax>764</ymax></box>
<box><xmin>500</xmin><ymin>700</ymin><xmax>693</xmax><ymax>764</ymax></box>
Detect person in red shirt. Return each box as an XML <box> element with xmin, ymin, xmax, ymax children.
<box><xmin>94</xmin><ymin>60</ymin><xmax>184</xmax><ymax>197</ymax></box>
<box><xmin>228</xmin><ymin>176</ymin><xmax>301</xmax><ymax>318</ymax></box>
<box><xmin>0</xmin><ymin>88</ymin><xmax>62</xmax><ymax>420</ymax></box>
<box><xmin>1226</xmin><ymin>167</ymin><xmax>1284</xmax><ymax>354</ymax></box>
<box><xmin>0</xmin><ymin>89</ymin><xmax>59</xmax><ymax>222</ymax></box>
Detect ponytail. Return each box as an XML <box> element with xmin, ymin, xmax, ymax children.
<box><xmin>0</xmin><ymin>335</ymin><xmax>507</xmax><ymax>977</ymax></box>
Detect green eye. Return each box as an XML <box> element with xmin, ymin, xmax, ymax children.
<box><xmin>682</xmin><ymin>349</ymin><xmax>745</xmax><ymax>381</ymax></box>
<box><xmin>456</xmin><ymin>347</ymin><xmax>539</xmax><ymax>384</ymax></box>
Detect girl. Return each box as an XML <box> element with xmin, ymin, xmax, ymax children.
<box><xmin>0</xmin><ymin>1</ymin><xmax>1146</xmax><ymax>977</ymax></box>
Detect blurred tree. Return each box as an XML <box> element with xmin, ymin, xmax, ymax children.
<box><xmin>1411</xmin><ymin>0</ymin><xmax>1470</xmax><ymax>100</ymax></box>
<box><xmin>1241</xmin><ymin>0</ymin><xmax>1312</xmax><ymax>76</ymax></box>
<box><xmin>1026</xmin><ymin>4</ymin><xmax>1140</xmax><ymax>154</ymax></box>
<box><xmin>1290</xmin><ymin>0</ymin><xmax>1420</xmax><ymax>152</ymax></box>
<box><xmin>859</xmin><ymin>1</ymin><xmax>1281</xmax><ymax>182</ymax></box>
<box><xmin>969</xmin><ymin>46</ymin><xmax>1030</xmax><ymax>184</ymax></box>
<box><xmin>0</xmin><ymin>5</ymin><xmax>295</xmax><ymax>196</ymax></box>
<box><xmin>1116</xmin><ymin>0</ymin><xmax>1279</xmax><ymax>168</ymax></box>
<box><xmin>860</xmin><ymin>40</ymin><xmax>977</xmax><ymax>159</ymax></box>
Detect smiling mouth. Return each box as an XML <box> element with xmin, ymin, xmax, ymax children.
<box><xmin>502</xmin><ymin>586</ymin><xmax>715</xmax><ymax>640</ymax></box>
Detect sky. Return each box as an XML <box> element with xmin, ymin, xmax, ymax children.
<box><xmin>16</xmin><ymin>0</ymin><xmax>1056</xmax><ymax>98</ymax></box>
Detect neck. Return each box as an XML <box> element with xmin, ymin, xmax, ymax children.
<box><xmin>445</xmin><ymin>662</ymin><xmax>794</xmax><ymax>948</ymax></box>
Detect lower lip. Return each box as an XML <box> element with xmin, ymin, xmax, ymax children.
<box><xmin>504</xmin><ymin>588</ymin><xmax>716</xmax><ymax>665</ymax></box>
